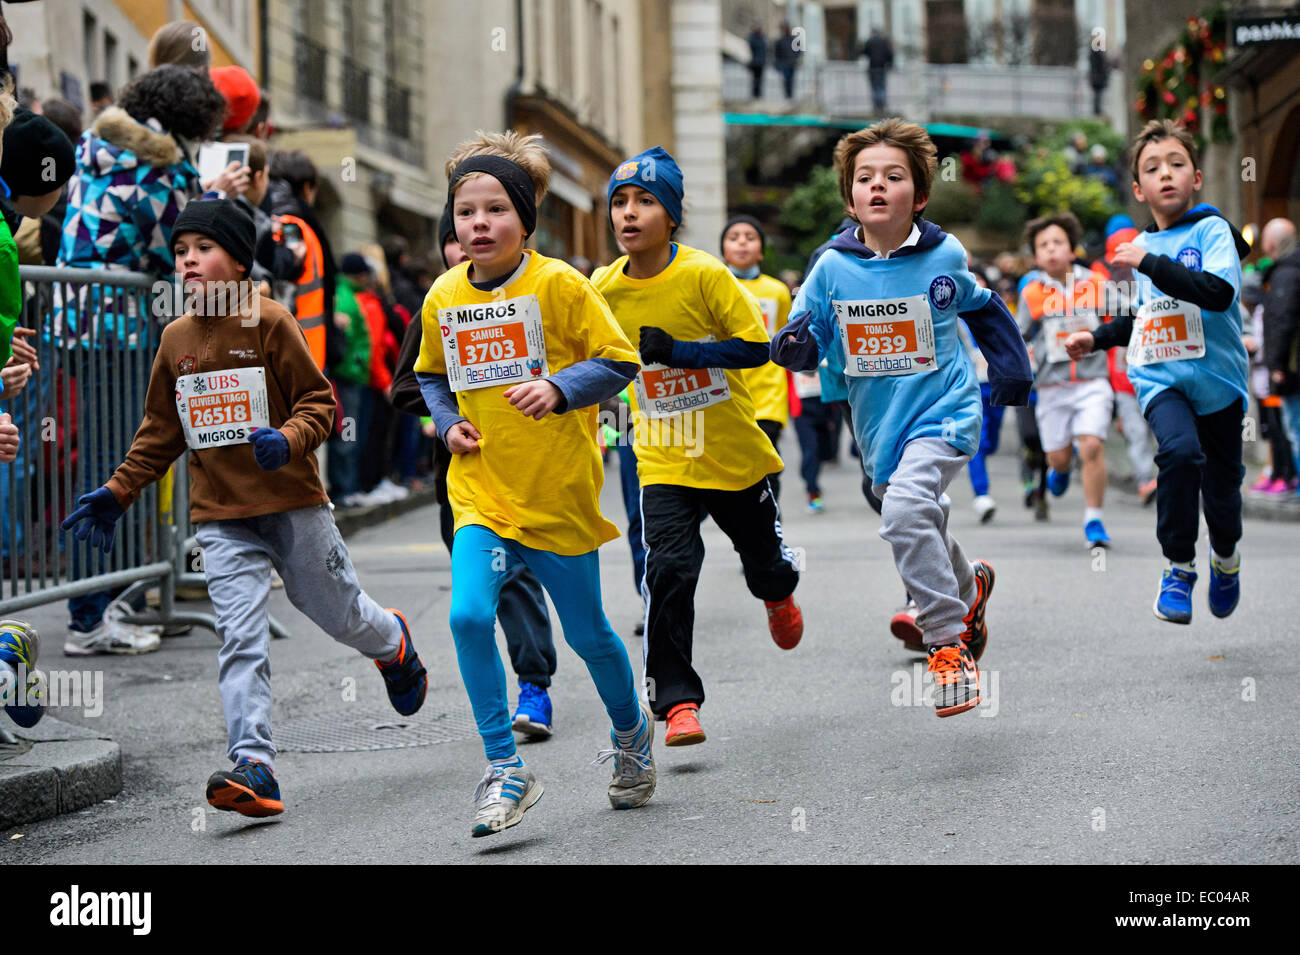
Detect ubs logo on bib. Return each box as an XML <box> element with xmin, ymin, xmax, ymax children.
<box><xmin>1176</xmin><ymin>246</ymin><xmax>1202</xmax><ymax>271</ymax></box>
<box><xmin>929</xmin><ymin>276</ymin><xmax>956</xmax><ymax>310</ymax></box>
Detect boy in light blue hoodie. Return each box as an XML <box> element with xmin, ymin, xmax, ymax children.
<box><xmin>772</xmin><ymin>118</ymin><xmax>1032</xmax><ymax>717</ymax></box>
<box><xmin>1065</xmin><ymin>119</ymin><xmax>1250</xmax><ymax>625</ymax></box>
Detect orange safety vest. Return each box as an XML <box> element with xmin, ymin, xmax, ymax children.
<box><xmin>275</xmin><ymin>213</ymin><xmax>327</xmax><ymax>370</ymax></box>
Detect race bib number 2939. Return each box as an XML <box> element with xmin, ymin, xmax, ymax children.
<box><xmin>834</xmin><ymin>295</ymin><xmax>938</xmax><ymax>377</ymax></box>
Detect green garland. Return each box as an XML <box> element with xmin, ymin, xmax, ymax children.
<box><xmin>1133</xmin><ymin>5</ymin><xmax>1232</xmax><ymax>149</ymax></box>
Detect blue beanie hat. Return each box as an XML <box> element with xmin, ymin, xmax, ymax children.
<box><xmin>607</xmin><ymin>146</ymin><xmax>683</xmax><ymax>233</ymax></box>
<box><xmin>1104</xmin><ymin>213</ymin><xmax>1135</xmax><ymax>237</ymax></box>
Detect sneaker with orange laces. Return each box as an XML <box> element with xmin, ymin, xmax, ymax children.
<box><xmin>765</xmin><ymin>595</ymin><xmax>803</xmax><ymax>650</ymax></box>
<box><xmin>927</xmin><ymin>644</ymin><xmax>980</xmax><ymax>718</ymax></box>
<box><xmin>664</xmin><ymin>702</ymin><xmax>706</xmax><ymax>746</ymax></box>
<box><xmin>959</xmin><ymin>560</ymin><xmax>994</xmax><ymax>662</ymax></box>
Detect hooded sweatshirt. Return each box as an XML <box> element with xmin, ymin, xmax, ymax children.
<box><xmin>772</xmin><ymin>219</ymin><xmax>1032</xmax><ymax>486</ymax></box>
<box><xmin>1090</xmin><ymin>203</ymin><xmax>1250</xmax><ymax>415</ymax></box>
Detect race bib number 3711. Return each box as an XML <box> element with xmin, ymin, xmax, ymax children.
<box><xmin>174</xmin><ymin>367</ymin><xmax>270</xmax><ymax>450</ymax></box>
<box><xmin>439</xmin><ymin>295</ymin><xmax>548</xmax><ymax>392</ymax></box>
<box><xmin>834</xmin><ymin>295</ymin><xmax>938</xmax><ymax>377</ymax></box>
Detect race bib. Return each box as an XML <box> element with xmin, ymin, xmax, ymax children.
<box><xmin>834</xmin><ymin>295</ymin><xmax>938</xmax><ymax>377</ymax></box>
<box><xmin>793</xmin><ymin>370</ymin><xmax>822</xmax><ymax>399</ymax></box>
<box><xmin>1042</xmin><ymin>310</ymin><xmax>1100</xmax><ymax>364</ymax></box>
<box><xmin>757</xmin><ymin>298</ymin><xmax>779</xmax><ymax>335</ymax></box>
<box><xmin>1127</xmin><ymin>297</ymin><xmax>1205</xmax><ymax>367</ymax></box>
<box><xmin>438</xmin><ymin>295</ymin><xmax>548</xmax><ymax>392</ymax></box>
<box><xmin>634</xmin><ymin>340</ymin><xmax>732</xmax><ymax>420</ymax></box>
<box><xmin>174</xmin><ymin>367</ymin><xmax>270</xmax><ymax>450</ymax></box>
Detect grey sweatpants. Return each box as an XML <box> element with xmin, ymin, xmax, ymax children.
<box><xmin>1115</xmin><ymin>389</ymin><xmax>1156</xmax><ymax>485</ymax></box>
<box><xmin>874</xmin><ymin>438</ymin><xmax>977</xmax><ymax>646</ymax></box>
<box><xmin>195</xmin><ymin>504</ymin><xmax>403</xmax><ymax>769</ymax></box>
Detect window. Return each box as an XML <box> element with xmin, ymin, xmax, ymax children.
<box><xmin>556</xmin><ymin>0</ymin><xmax>573</xmax><ymax>101</ymax></box>
<box><xmin>824</xmin><ymin>7</ymin><xmax>859</xmax><ymax>61</ymax></box>
<box><xmin>588</xmin><ymin>1</ymin><xmax>604</xmax><ymax>127</ymax></box>
<box><xmin>1031</xmin><ymin>0</ymin><xmax>1077</xmax><ymax>66</ymax></box>
<box><xmin>82</xmin><ymin>10</ymin><xmax>98</xmax><ymax>80</ymax></box>
<box><xmin>925</xmin><ymin>1</ymin><xmax>969</xmax><ymax>64</ymax></box>
<box><xmin>127</xmin><ymin>55</ymin><xmax>139</xmax><ymax>80</ymax></box>
<box><xmin>103</xmin><ymin>31</ymin><xmax>117</xmax><ymax>89</ymax></box>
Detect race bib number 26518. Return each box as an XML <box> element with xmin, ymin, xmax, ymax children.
<box><xmin>174</xmin><ymin>367</ymin><xmax>270</xmax><ymax>450</ymax></box>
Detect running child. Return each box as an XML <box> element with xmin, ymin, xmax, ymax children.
<box><xmin>1017</xmin><ymin>212</ymin><xmax>1115</xmax><ymax>547</ymax></box>
<box><xmin>414</xmin><ymin>131</ymin><xmax>653</xmax><ymax>836</ymax></box>
<box><xmin>1065</xmin><ymin>119</ymin><xmax>1250</xmax><ymax>624</ymax></box>
<box><xmin>61</xmin><ymin>198</ymin><xmax>427</xmax><ymax>817</ymax></box>
<box><xmin>721</xmin><ymin>214</ymin><xmax>791</xmax><ymax>499</ymax></box>
<box><xmin>772</xmin><ymin>118</ymin><xmax>1032</xmax><ymax>717</ymax></box>
<box><xmin>594</xmin><ymin>146</ymin><xmax>802</xmax><ymax>746</ymax></box>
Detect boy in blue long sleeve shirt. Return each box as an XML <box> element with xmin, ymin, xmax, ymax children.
<box><xmin>773</xmin><ymin>118</ymin><xmax>1032</xmax><ymax>717</ymax></box>
<box><xmin>1065</xmin><ymin>119</ymin><xmax>1250</xmax><ymax>624</ymax></box>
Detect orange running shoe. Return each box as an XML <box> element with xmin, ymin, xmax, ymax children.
<box><xmin>927</xmin><ymin>644</ymin><xmax>980</xmax><ymax>718</ymax></box>
<box><xmin>205</xmin><ymin>759</ymin><xmax>285</xmax><ymax>817</ymax></box>
<box><xmin>959</xmin><ymin>561</ymin><xmax>995</xmax><ymax>662</ymax></box>
<box><xmin>890</xmin><ymin>598</ymin><xmax>924</xmax><ymax>652</ymax></box>
<box><xmin>765</xmin><ymin>595</ymin><xmax>803</xmax><ymax>650</ymax></box>
<box><xmin>664</xmin><ymin>703</ymin><xmax>706</xmax><ymax>746</ymax></box>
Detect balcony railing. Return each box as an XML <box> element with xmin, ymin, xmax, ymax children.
<box><xmin>723</xmin><ymin>59</ymin><xmax>1090</xmax><ymax>119</ymax></box>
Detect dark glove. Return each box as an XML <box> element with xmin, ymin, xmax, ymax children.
<box><xmin>638</xmin><ymin>325</ymin><xmax>677</xmax><ymax>365</ymax></box>
<box><xmin>60</xmin><ymin>486</ymin><xmax>125</xmax><ymax>553</ymax></box>
<box><xmin>248</xmin><ymin>427</ymin><xmax>291</xmax><ymax>471</ymax></box>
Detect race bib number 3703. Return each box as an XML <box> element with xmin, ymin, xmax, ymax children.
<box><xmin>1127</xmin><ymin>297</ymin><xmax>1205</xmax><ymax>367</ymax></box>
<box><xmin>834</xmin><ymin>295</ymin><xmax>938</xmax><ymax>377</ymax></box>
<box><xmin>438</xmin><ymin>295</ymin><xmax>548</xmax><ymax>392</ymax></box>
<box><xmin>174</xmin><ymin>367</ymin><xmax>270</xmax><ymax>450</ymax></box>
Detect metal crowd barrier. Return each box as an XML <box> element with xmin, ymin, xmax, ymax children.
<box><xmin>0</xmin><ymin>265</ymin><xmax>287</xmax><ymax>639</ymax></box>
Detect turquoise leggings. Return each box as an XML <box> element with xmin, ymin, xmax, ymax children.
<box><xmin>449</xmin><ymin>524</ymin><xmax>640</xmax><ymax>760</ymax></box>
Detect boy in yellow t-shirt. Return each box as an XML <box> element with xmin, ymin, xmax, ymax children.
<box><xmin>721</xmin><ymin>214</ymin><xmax>792</xmax><ymax>500</ymax></box>
<box><xmin>593</xmin><ymin>147</ymin><xmax>802</xmax><ymax>748</ymax></box>
<box><xmin>414</xmin><ymin>132</ymin><xmax>653</xmax><ymax>837</ymax></box>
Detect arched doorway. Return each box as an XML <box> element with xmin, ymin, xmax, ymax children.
<box><xmin>1262</xmin><ymin>103</ymin><xmax>1300</xmax><ymax>224</ymax></box>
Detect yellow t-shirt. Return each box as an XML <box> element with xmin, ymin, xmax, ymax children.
<box><xmin>592</xmin><ymin>244</ymin><xmax>783</xmax><ymax>491</ymax></box>
<box><xmin>736</xmin><ymin>273</ymin><xmax>791</xmax><ymax>426</ymax></box>
<box><xmin>415</xmin><ymin>252</ymin><xmax>637</xmax><ymax>555</ymax></box>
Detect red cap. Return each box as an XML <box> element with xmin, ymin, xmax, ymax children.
<box><xmin>209</xmin><ymin>66</ymin><xmax>260</xmax><ymax>132</ymax></box>
<box><xmin>1105</xmin><ymin>227</ymin><xmax>1139</xmax><ymax>262</ymax></box>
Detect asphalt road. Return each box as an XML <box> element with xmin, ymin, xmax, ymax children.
<box><xmin>5</xmin><ymin>428</ymin><xmax>1297</xmax><ymax>864</ymax></box>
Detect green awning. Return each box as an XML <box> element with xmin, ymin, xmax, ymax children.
<box><xmin>724</xmin><ymin>113</ymin><xmax>1001</xmax><ymax>141</ymax></box>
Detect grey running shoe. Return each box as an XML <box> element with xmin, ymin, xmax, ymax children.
<box><xmin>594</xmin><ymin>704</ymin><xmax>656</xmax><ymax>809</ymax></box>
<box><xmin>470</xmin><ymin>762</ymin><xmax>543</xmax><ymax>837</ymax></box>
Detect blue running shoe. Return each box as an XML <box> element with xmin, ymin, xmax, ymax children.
<box><xmin>206</xmin><ymin>758</ymin><xmax>284</xmax><ymax>817</ymax></box>
<box><xmin>1208</xmin><ymin>552</ymin><xmax>1240</xmax><ymax>619</ymax></box>
<box><xmin>1046</xmin><ymin>468</ymin><xmax>1070</xmax><ymax>497</ymax></box>
<box><xmin>512</xmin><ymin>681</ymin><xmax>553</xmax><ymax>739</ymax></box>
<box><xmin>375</xmin><ymin>610</ymin><xmax>427</xmax><ymax>716</ymax></box>
<box><xmin>0</xmin><ymin>620</ymin><xmax>44</xmax><ymax>728</ymax></box>
<box><xmin>1153</xmin><ymin>567</ymin><xmax>1197</xmax><ymax>624</ymax></box>
<box><xmin>1084</xmin><ymin>519</ymin><xmax>1110</xmax><ymax>548</ymax></box>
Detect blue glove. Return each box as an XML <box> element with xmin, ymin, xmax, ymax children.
<box><xmin>60</xmin><ymin>487</ymin><xmax>125</xmax><ymax>553</ymax></box>
<box><xmin>248</xmin><ymin>427</ymin><xmax>291</xmax><ymax>471</ymax></box>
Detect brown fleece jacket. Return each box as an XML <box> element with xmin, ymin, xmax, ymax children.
<box><xmin>106</xmin><ymin>292</ymin><xmax>335</xmax><ymax>522</ymax></box>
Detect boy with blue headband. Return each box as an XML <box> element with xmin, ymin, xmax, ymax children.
<box><xmin>594</xmin><ymin>147</ymin><xmax>803</xmax><ymax>747</ymax></box>
<box><xmin>414</xmin><ymin>131</ymin><xmax>654</xmax><ymax>837</ymax></box>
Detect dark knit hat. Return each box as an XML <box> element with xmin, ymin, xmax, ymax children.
<box><xmin>438</xmin><ymin>202</ymin><xmax>457</xmax><ymax>268</ymax></box>
<box><xmin>171</xmin><ymin>198</ymin><xmax>255</xmax><ymax>272</ymax></box>
<box><xmin>608</xmin><ymin>146</ymin><xmax>683</xmax><ymax>234</ymax></box>
<box><xmin>340</xmin><ymin>252</ymin><xmax>373</xmax><ymax>276</ymax></box>
<box><xmin>1</xmin><ymin>108</ymin><xmax>76</xmax><ymax>198</ymax></box>
<box><xmin>721</xmin><ymin>214</ymin><xmax>766</xmax><ymax>252</ymax></box>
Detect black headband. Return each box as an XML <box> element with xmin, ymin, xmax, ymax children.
<box><xmin>447</xmin><ymin>156</ymin><xmax>537</xmax><ymax>238</ymax></box>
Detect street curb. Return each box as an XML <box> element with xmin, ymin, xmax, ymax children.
<box><xmin>0</xmin><ymin>714</ymin><xmax>122</xmax><ymax>831</ymax></box>
<box><xmin>332</xmin><ymin>486</ymin><xmax>439</xmax><ymax>538</ymax></box>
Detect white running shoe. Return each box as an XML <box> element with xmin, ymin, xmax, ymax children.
<box><xmin>594</xmin><ymin>703</ymin><xmax>656</xmax><ymax>809</ymax></box>
<box><xmin>973</xmin><ymin>495</ymin><xmax>997</xmax><ymax>524</ymax></box>
<box><xmin>65</xmin><ymin>599</ymin><xmax>163</xmax><ymax>656</ymax></box>
<box><xmin>373</xmin><ymin>478</ymin><xmax>409</xmax><ymax>502</ymax></box>
<box><xmin>471</xmin><ymin>761</ymin><xmax>543</xmax><ymax>837</ymax></box>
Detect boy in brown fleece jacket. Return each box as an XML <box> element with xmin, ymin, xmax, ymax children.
<box><xmin>62</xmin><ymin>199</ymin><xmax>428</xmax><ymax>818</ymax></box>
